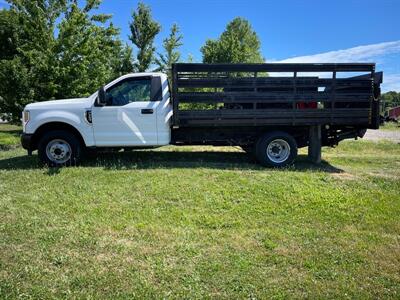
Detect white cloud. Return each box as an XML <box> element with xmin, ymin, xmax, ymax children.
<box><xmin>272</xmin><ymin>41</ymin><xmax>400</xmax><ymax>92</ymax></box>
<box><xmin>277</xmin><ymin>41</ymin><xmax>400</xmax><ymax>63</ymax></box>
<box><xmin>383</xmin><ymin>74</ymin><xmax>400</xmax><ymax>92</ymax></box>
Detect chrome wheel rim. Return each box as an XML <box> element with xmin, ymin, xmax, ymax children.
<box><xmin>266</xmin><ymin>139</ymin><xmax>290</xmax><ymax>163</ymax></box>
<box><xmin>46</xmin><ymin>139</ymin><xmax>71</xmax><ymax>164</ymax></box>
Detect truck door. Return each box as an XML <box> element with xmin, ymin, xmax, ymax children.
<box><xmin>92</xmin><ymin>76</ymin><xmax>162</xmax><ymax>146</ymax></box>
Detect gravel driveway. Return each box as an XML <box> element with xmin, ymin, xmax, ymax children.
<box><xmin>364</xmin><ymin>130</ymin><xmax>400</xmax><ymax>143</ymax></box>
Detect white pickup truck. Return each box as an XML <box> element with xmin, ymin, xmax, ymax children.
<box><xmin>21</xmin><ymin>63</ymin><xmax>382</xmax><ymax>167</ymax></box>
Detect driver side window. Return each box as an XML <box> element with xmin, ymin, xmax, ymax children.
<box><xmin>105</xmin><ymin>78</ymin><xmax>151</xmax><ymax>106</ymax></box>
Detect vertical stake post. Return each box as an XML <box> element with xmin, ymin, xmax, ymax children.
<box><xmin>171</xmin><ymin>63</ymin><xmax>178</xmax><ymax>126</ymax></box>
<box><xmin>308</xmin><ymin>125</ymin><xmax>322</xmax><ymax>164</ymax></box>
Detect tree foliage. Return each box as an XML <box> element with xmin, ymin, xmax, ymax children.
<box><xmin>201</xmin><ymin>17</ymin><xmax>264</xmax><ymax>64</ymax></box>
<box><xmin>382</xmin><ymin>91</ymin><xmax>400</xmax><ymax>111</ymax></box>
<box><xmin>129</xmin><ymin>2</ymin><xmax>160</xmax><ymax>72</ymax></box>
<box><xmin>0</xmin><ymin>2</ymin><xmax>269</xmax><ymax>124</ymax></box>
<box><xmin>155</xmin><ymin>23</ymin><xmax>183</xmax><ymax>77</ymax></box>
<box><xmin>0</xmin><ymin>1</ymin><xmax>60</xmax><ymax>122</ymax></box>
<box><xmin>113</xmin><ymin>44</ymin><xmax>135</xmax><ymax>76</ymax></box>
<box><xmin>0</xmin><ymin>0</ymin><xmax>132</xmax><ymax>123</ymax></box>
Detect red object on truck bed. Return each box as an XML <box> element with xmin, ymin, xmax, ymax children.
<box><xmin>388</xmin><ymin>106</ymin><xmax>400</xmax><ymax>120</ymax></box>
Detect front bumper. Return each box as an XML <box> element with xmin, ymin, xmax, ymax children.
<box><xmin>21</xmin><ymin>133</ymin><xmax>34</xmax><ymax>151</ymax></box>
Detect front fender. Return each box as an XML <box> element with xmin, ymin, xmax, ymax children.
<box><xmin>27</xmin><ymin>110</ymin><xmax>95</xmax><ymax>146</ymax></box>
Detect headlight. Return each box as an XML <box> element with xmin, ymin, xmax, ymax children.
<box><xmin>23</xmin><ymin>110</ymin><xmax>30</xmax><ymax>123</ymax></box>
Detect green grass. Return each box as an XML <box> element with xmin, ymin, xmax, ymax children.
<box><xmin>381</xmin><ymin>122</ymin><xmax>400</xmax><ymax>131</ymax></box>
<box><xmin>0</xmin><ymin>124</ymin><xmax>399</xmax><ymax>298</ymax></box>
<box><xmin>0</xmin><ymin>124</ymin><xmax>21</xmax><ymax>150</ymax></box>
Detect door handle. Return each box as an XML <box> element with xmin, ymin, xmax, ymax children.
<box><xmin>141</xmin><ymin>109</ymin><xmax>154</xmax><ymax>114</ymax></box>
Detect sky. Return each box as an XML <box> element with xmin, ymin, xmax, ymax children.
<box><xmin>1</xmin><ymin>0</ymin><xmax>400</xmax><ymax>91</ymax></box>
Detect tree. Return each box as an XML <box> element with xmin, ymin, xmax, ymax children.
<box><xmin>186</xmin><ymin>53</ymin><xmax>195</xmax><ymax>63</ymax></box>
<box><xmin>0</xmin><ymin>9</ymin><xmax>19</xmax><ymax>60</ymax></box>
<box><xmin>155</xmin><ymin>23</ymin><xmax>183</xmax><ymax>77</ymax></box>
<box><xmin>0</xmin><ymin>0</ymin><xmax>62</xmax><ymax>123</ymax></box>
<box><xmin>54</xmin><ymin>1</ymin><xmax>124</xmax><ymax>99</ymax></box>
<box><xmin>0</xmin><ymin>0</ymin><xmax>131</xmax><ymax>123</ymax></box>
<box><xmin>201</xmin><ymin>17</ymin><xmax>264</xmax><ymax>64</ymax></box>
<box><xmin>129</xmin><ymin>2</ymin><xmax>161</xmax><ymax>72</ymax></box>
<box><xmin>113</xmin><ymin>44</ymin><xmax>135</xmax><ymax>76</ymax></box>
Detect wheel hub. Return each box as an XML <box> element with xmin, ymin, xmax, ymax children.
<box><xmin>46</xmin><ymin>139</ymin><xmax>72</xmax><ymax>164</ymax></box>
<box><xmin>266</xmin><ymin>139</ymin><xmax>290</xmax><ymax>163</ymax></box>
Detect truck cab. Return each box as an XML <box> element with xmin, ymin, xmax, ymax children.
<box><xmin>21</xmin><ymin>73</ymin><xmax>172</xmax><ymax>165</ymax></box>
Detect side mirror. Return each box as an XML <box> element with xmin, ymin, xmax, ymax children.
<box><xmin>97</xmin><ymin>86</ymin><xmax>106</xmax><ymax>106</ymax></box>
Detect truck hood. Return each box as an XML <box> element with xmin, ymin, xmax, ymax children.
<box><xmin>25</xmin><ymin>98</ymin><xmax>91</xmax><ymax>110</ymax></box>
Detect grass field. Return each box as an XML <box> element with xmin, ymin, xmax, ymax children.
<box><xmin>381</xmin><ymin>122</ymin><xmax>400</xmax><ymax>131</ymax></box>
<box><xmin>0</xmin><ymin>124</ymin><xmax>21</xmax><ymax>150</ymax></box>
<box><xmin>0</xmin><ymin>124</ymin><xmax>399</xmax><ymax>299</ymax></box>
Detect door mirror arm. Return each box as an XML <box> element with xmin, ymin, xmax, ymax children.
<box><xmin>96</xmin><ymin>86</ymin><xmax>107</xmax><ymax>106</ymax></box>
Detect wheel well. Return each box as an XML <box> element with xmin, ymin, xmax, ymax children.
<box><xmin>31</xmin><ymin>122</ymin><xmax>86</xmax><ymax>150</ymax></box>
<box><xmin>254</xmin><ymin>128</ymin><xmax>309</xmax><ymax>148</ymax></box>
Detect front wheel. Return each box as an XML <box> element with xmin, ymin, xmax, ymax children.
<box><xmin>38</xmin><ymin>130</ymin><xmax>82</xmax><ymax>167</ymax></box>
<box><xmin>255</xmin><ymin>131</ymin><xmax>297</xmax><ymax>167</ymax></box>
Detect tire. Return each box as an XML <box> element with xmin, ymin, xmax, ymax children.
<box><xmin>255</xmin><ymin>131</ymin><xmax>297</xmax><ymax>167</ymax></box>
<box><xmin>38</xmin><ymin>130</ymin><xmax>82</xmax><ymax>167</ymax></box>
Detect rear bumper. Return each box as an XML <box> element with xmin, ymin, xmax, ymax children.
<box><xmin>21</xmin><ymin>133</ymin><xmax>34</xmax><ymax>151</ymax></box>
